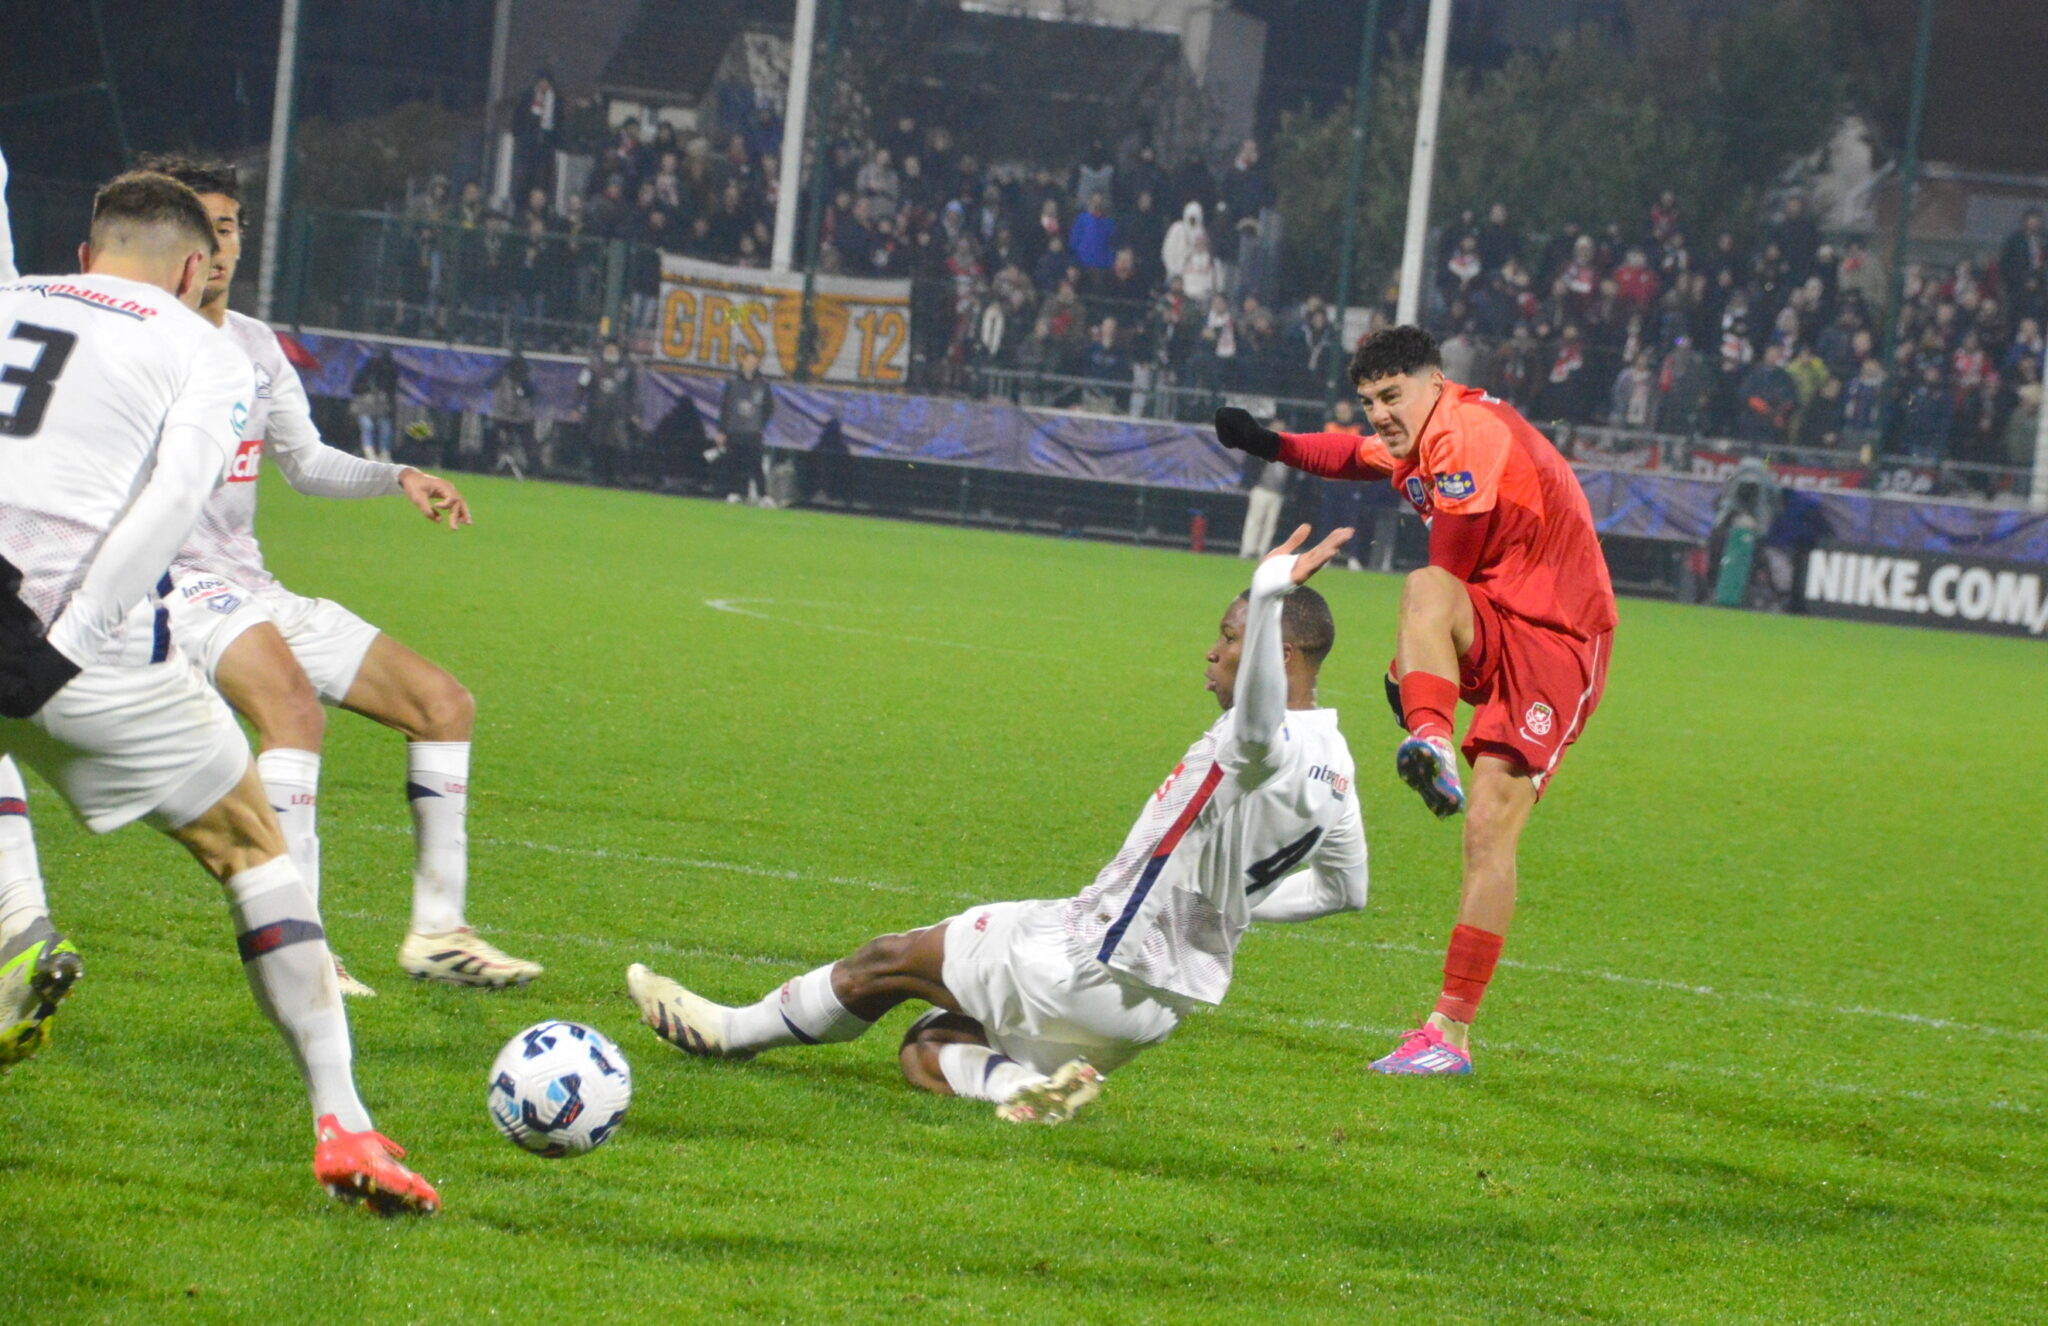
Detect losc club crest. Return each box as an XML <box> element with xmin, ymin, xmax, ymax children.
<box><xmin>1524</xmin><ymin>701</ymin><xmax>1555</xmax><ymax>736</ymax></box>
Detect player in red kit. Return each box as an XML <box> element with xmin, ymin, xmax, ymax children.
<box><xmin>1215</xmin><ymin>325</ymin><xmax>1616</xmax><ymax>1075</ymax></box>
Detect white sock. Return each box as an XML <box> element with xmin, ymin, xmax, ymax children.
<box><xmin>0</xmin><ymin>755</ymin><xmax>47</xmax><ymax>944</ymax></box>
<box><xmin>406</xmin><ymin>741</ymin><xmax>469</xmax><ymax>934</ymax></box>
<box><xmin>225</xmin><ymin>856</ymin><xmax>371</xmax><ymax>1132</ymax></box>
<box><xmin>723</xmin><ymin>964</ymin><xmax>873</xmax><ymax>1052</ymax></box>
<box><xmin>937</xmin><ymin>1043</ymin><xmax>1048</xmax><ymax>1102</ymax></box>
<box><xmin>255</xmin><ymin>748</ymin><xmax>321</xmax><ymax>907</ymax></box>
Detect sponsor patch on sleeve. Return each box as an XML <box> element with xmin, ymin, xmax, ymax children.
<box><xmin>1403</xmin><ymin>475</ymin><xmax>1429</xmax><ymax>508</ymax></box>
<box><xmin>1434</xmin><ymin>470</ymin><xmax>1476</xmax><ymax>500</ymax></box>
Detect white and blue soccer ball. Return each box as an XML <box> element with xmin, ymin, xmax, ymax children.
<box><xmin>487</xmin><ymin>1021</ymin><xmax>632</xmax><ymax>1158</ymax></box>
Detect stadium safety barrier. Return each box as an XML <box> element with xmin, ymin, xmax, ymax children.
<box><xmin>293</xmin><ymin>331</ymin><xmax>2048</xmax><ymax>580</ymax></box>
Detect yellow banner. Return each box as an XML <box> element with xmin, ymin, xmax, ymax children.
<box><xmin>656</xmin><ymin>253</ymin><xmax>911</xmax><ymax>386</ymax></box>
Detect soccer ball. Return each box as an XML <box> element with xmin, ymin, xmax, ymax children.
<box><xmin>486</xmin><ymin>1021</ymin><xmax>632</xmax><ymax>1158</ymax></box>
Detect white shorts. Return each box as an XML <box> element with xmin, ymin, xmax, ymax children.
<box><xmin>0</xmin><ymin>659</ymin><xmax>250</xmax><ymax>833</ymax></box>
<box><xmin>166</xmin><ymin>573</ymin><xmax>381</xmax><ymax>705</ymax></box>
<box><xmin>940</xmin><ymin>900</ymin><xmax>1184</xmax><ymax>1077</ymax></box>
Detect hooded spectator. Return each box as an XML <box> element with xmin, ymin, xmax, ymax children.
<box><xmin>1161</xmin><ymin>201</ymin><xmax>1208</xmax><ymax>283</ymax></box>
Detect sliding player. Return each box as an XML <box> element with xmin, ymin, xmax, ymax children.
<box><xmin>627</xmin><ymin>527</ymin><xmax>1368</xmax><ymax>1123</ymax></box>
<box><xmin>1215</xmin><ymin>325</ymin><xmax>1616</xmax><ymax>1076</ymax></box>
<box><xmin>0</xmin><ymin>173</ymin><xmax>436</xmax><ymax>1212</ymax></box>
<box><xmin>134</xmin><ymin>156</ymin><xmax>540</xmax><ymax>993</ymax></box>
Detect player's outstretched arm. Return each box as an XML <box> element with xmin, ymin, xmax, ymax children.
<box><xmin>1229</xmin><ymin>525</ymin><xmax>1354</xmax><ymax>780</ymax></box>
<box><xmin>262</xmin><ymin>349</ymin><xmax>470</xmax><ymax>527</ymax></box>
<box><xmin>1214</xmin><ymin>408</ymin><xmax>1394</xmax><ymax>480</ymax></box>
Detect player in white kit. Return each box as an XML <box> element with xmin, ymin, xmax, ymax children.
<box><xmin>134</xmin><ymin>156</ymin><xmax>541</xmax><ymax>994</ymax></box>
<box><xmin>0</xmin><ymin>172</ymin><xmax>437</xmax><ymax>1212</ymax></box>
<box><xmin>626</xmin><ymin>525</ymin><xmax>1370</xmax><ymax>1123</ymax></box>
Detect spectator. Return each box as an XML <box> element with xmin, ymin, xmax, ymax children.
<box><xmin>1439</xmin><ymin>321</ymin><xmax>1484</xmax><ymax>386</ymax></box>
<box><xmin>1092</xmin><ymin>246</ymin><xmax>1150</xmax><ymax>319</ymax></box>
<box><xmin>1219</xmin><ymin>139</ymin><xmax>1272</xmax><ymax>224</ymax></box>
<box><xmin>1648</xmin><ymin>189</ymin><xmax>1681</xmax><ymax>245</ymax></box>
<box><xmin>1081</xmin><ymin>317</ymin><xmax>1131</xmax><ymax>410</ymax></box>
<box><xmin>1120</xmin><ymin>188</ymin><xmax>1167</xmax><ymax>287</ymax></box>
<box><xmin>351</xmin><ymin>348</ymin><xmax>400</xmax><ymax>463</ymax></box>
<box><xmin>1999</xmin><ymin>208</ymin><xmax>2046</xmax><ymax>292</ymax></box>
<box><xmin>488</xmin><ymin>351</ymin><xmax>535</xmax><ymax>475</ymax></box>
<box><xmin>1737</xmin><ymin>343</ymin><xmax>1799</xmax><ymax>443</ymax></box>
<box><xmin>1997</xmin><ymin>354</ymin><xmax>2041</xmax><ymax>470</ymax></box>
<box><xmin>857</xmin><ymin>148</ymin><xmax>900</xmax><ymax>223</ymax></box>
<box><xmin>1124</xmin><ymin>144</ymin><xmax>1167</xmax><ymax>210</ymax></box>
<box><xmin>1032</xmin><ymin>233</ymin><xmax>1070</xmax><ymax>293</ymax></box>
<box><xmin>1656</xmin><ymin>335</ymin><xmax>1712</xmax><ymax>433</ymax></box>
<box><xmin>1769</xmin><ymin>194</ymin><xmax>1820</xmax><ymax>281</ymax></box>
<box><xmin>1291</xmin><ymin>305</ymin><xmax>1335</xmax><ymax>398</ymax></box>
<box><xmin>1613</xmin><ymin>247</ymin><xmax>1660</xmax><ymax>315</ymax></box>
<box><xmin>1073</xmin><ymin>141</ymin><xmax>1115</xmax><ymax>211</ymax></box>
<box><xmin>1190</xmin><ymin>292</ymin><xmax>1237</xmax><ymax>389</ymax></box>
<box><xmin>1310</xmin><ymin>398</ymin><xmax>1373</xmax><ymax>571</ymax></box>
<box><xmin>1897</xmin><ymin>361</ymin><xmax>1955</xmax><ymax>461</ymax></box>
<box><xmin>1478</xmin><ymin>202</ymin><xmax>1520</xmax><ymax>272</ymax></box>
<box><xmin>1440</xmin><ymin>233</ymin><xmax>1484</xmax><ymax>302</ymax></box>
<box><xmin>1176</xmin><ymin>229</ymin><xmax>1223</xmax><ymax>304</ymax></box>
<box><xmin>1609</xmin><ymin>348</ymin><xmax>1657</xmax><ymax>428</ymax></box>
<box><xmin>514</xmin><ymin>72</ymin><xmax>560</xmax><ymax>200</ymax></box>
<box><xmin>710</xmin><ymin>344</ymin><xmax>775</xmax><ymax>504</ymax></box>
<box><xmin>578</xmin><ymin>339</ymin><xmax>639</xmax><ymax>485</ymax></box>
<box><xmin>1839</xmin><ymin>357</ymin><xmax>1886</xmax><ymax>455</ymax></box>
<box><xmin>1237</xmin><ymin>447</ymin><xmax>1291</xmax><ymax>559</ymax></box>
<box><xmin>1534</xmin><ymin>324</ymin><xmax>1591</xmax><ymax>422</ymax></box>
<box><xmin>1069</xmin><ymin>192</ymin><xmax>1117</xmax><ymax>273</ymax></box>
<box><xmin>1161</xmin><ymin>200</ymin><xmax>1208</xmax><ymax>285</ymax></box>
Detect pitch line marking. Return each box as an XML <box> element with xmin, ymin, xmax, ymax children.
<box><xmin>343</xmin><ymin>822</ymin><xmax>2045</xmax><ymax>1047</ymax></box>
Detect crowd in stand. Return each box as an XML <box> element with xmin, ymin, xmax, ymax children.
<box><xmin>370</xmin><ymin>71</ymin><xmax>2046</xmax><ymax>473</ymax></box>
<box><xmin>1420</xmin><ymin>196</ymin><xmax>2047</xmax><ymax>471</ymax></box>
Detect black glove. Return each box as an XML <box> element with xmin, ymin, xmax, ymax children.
<box><xmin>1213</xmin><ymin>407</ymin><xmax>1280</xmax><ymax>461</ymax></box>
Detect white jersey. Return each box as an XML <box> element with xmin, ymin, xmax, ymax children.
<box><xmin>0</xmin><ymin>273</ymin><xmax>254</xmax><ymax>668</ymax></box>
<box><xmin>1060</xmin><ymin>559</ymin><xmax>1369</xmax><ymax>1006</ymax></box>
<box><xmin>173</xmin><ymin>311</ymin><xmax>407</xmax><ymax>591</ymax></box>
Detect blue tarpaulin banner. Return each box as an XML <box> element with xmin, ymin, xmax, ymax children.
<box><xmin>296</xmin><ymin>331</ymin><xmax>2048</xmax><ymax>564</ymax></box>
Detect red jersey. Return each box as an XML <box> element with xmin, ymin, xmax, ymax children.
<box><xmin>1276</xmin><ymin>382</ymin><xmax>1617</xmax><ymax>640</ymax></box>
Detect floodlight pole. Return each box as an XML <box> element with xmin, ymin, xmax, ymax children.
<box><xmin>1394</xmin><ymin>0</ymin><xmax>1451</xmax><ymax>328</ymax></box>
<box><xmin>793</xmin><ymin>0</ymin><xmax>843</xmax><ymax>382</ymax></box>
<box><xmin>1326</xmin><ymin>0</ymin><xmax>1383</xmax><ymax>409</ymax></box>
<box><xmin>771</xmin><ymin>0</ymin><xmax>819</xmax><ymax>273</ymax></box>
<box><xmin>258</xmin><ymin>0</ymin><xmax>305</xmax><ymax>322</ymax></box>
<box><xmin>1876</xmin><ymin>0</ymin><xmax>1934</xmax><ymax>452</ymax></box>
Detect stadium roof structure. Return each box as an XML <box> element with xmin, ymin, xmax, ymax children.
<box><xmin>599</xmin><ymin>0</ymin><xmax>795</xmax><ymax>106</ymax></box>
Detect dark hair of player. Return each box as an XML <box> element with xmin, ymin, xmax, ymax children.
<box><xmin>1233</xmin><ymin>585</ymin><xmax>1337</xmax><ymax>668</ymax></box>
<box><xmin>89</xmin><ymin>172</ymin><xmax>217</xmax><ymax>255</ymax></box>
<box><xmin>135</xmin><ymin>153</ymin><xmax>242</xmax><ymax>205</ymax></box>
<box><xmin>1347</xmin><ymin>325</ymin><xmax>1441</xmax><ymax>385</ymax></box>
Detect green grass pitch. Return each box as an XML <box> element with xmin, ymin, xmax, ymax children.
<box><xmin>2</xmin><ymin>471</ymin><xmax>2043</xmax><ymax>1323</ymax></box>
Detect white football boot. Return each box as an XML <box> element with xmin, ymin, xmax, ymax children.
<box><xmin>626</xmin><ymin>963</ymin><xmax>753</xmax><ymax>1060</ymax></box>
<box><xmin>398</xmin><ymin>927</ymin><xmax>543</xmax><ymax>987</ymax></box>
<box><xmin>333</xmin><ymin>953</ymin><xmax>378</xmax><ymax>998</ymax></box>
<box><xmin>995</xmin><ymin>1058</ymin><xmax>1104</xmax><ymax>1125</ymax></box>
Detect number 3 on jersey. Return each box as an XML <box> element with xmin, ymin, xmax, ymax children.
<box><xmin>0</xmin><ymin>323</ymin><xmax>79</xmax><ymax>438</ymax></box>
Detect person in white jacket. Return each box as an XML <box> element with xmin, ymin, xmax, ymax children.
<box><xmin>1161</xmin><ymin>199</ymin><xmax>1208</xmax><ymax>284</ymax></box>
<box><xmin>626</xmin><ymin>525</ymin><xmax>1369</xmax><ymax>1126</ymax></box>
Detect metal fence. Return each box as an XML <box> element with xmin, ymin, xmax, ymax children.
<box><xmin>282</xmin><ymin>208</ymin><xmax>2038</xmax><ymax>506</ymax></box>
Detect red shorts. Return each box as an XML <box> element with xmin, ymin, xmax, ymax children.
<box><xmin>1457</xmin><ymin>586</ymin><xmax>1611</xmax><ymax>796</ymax></box>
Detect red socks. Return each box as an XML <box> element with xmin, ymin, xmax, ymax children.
<box><xmin>1434</xmin><ymin>924</ymin><xmax>1504</xmax><ymax>1023</ymax></box>
<box><xmin>1398</xmin><ymin>671</ymin><xmax>1458</xmax><ymax>743</ymax></box>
